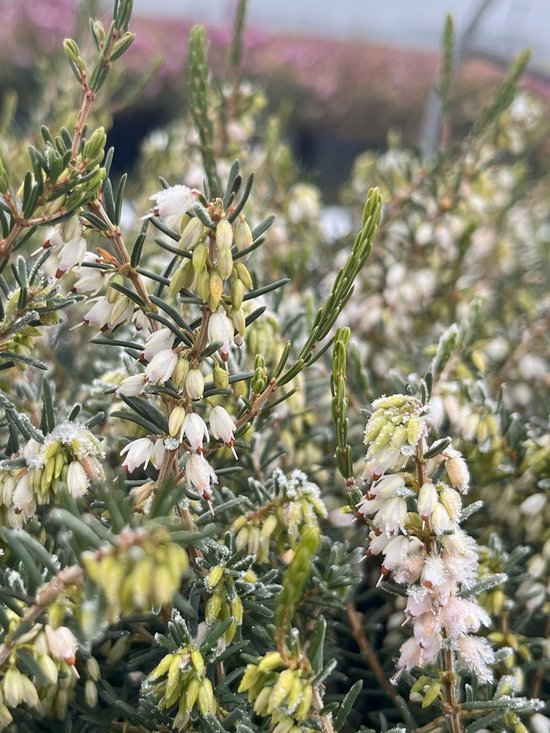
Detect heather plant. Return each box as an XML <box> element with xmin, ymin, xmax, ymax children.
<box><xmin>0</xmin><ymin>3</ymin><xmax>546</xmax><ymax>733</ymax></box>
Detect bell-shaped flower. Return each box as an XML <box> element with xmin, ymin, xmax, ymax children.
<box><xmin>181</xmin><ymin>412</ymin><xmax>209</xmax><ymax>451</ymax></box>
<box><xmin>116</xmin><ymin>373</ymin><xmax>146</xmax><ymax>397</ymax></box>
<box><xmin>141</xmin><ymin>327</ymin><xmax>176</xmax><ymax>361</ymax></box>
<box><xmin>186</xmin><ymin>452</ymin><xmax>218</xmax><ymax>501</ymax></box>
<box><xmin>207</xmin><ymin>309</ymin><xmax>234</xmax><ymax>360</ymax></box>
<box><xmin>145</xmin><ymin>348</ymin><xmax>178</xmax><ymax>384</ymax></box>
<box><xmin>67</xmin><ymin>461</ymin><xmax>89</xmax><ymax>498</ymax></box>
<box><xmin>209</xmin><ymin>406</ymin><xmax>236</xmax><ymax>454</ymax></box>
<box><xmin>120</xmin><ymin>437</ymin><xmax>155</xmax><ymax>473</ymax></box>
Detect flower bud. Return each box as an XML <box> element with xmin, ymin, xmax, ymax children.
<box><xmin>192</xmin><ymin>241</ymin><xmax>208</xmax><ymax>272</ymax></box>
<box><xmin>235</xmin><ymin>218</ymin><xmax>253</xmax><ymax>249</ymax></box>
<box><xmin>234</xmin><ymin>261</ymin><xmax>253</xmax><ymax>289</ymax></box>
<box><xmin>169</xmin><ymin>261</ymin><xmax>195</xmax><ymax>295</ymax></box>
<box><xmin>179</xmin><ymin>217</ymin><xmax>204</xmax><ymax>250</ymax></box>
<box><xmin>169</xmin><ymin>406</ymin><xmax>187</xmax><ymax>438</ymax></box>
<box><xmin>209</xmin><ymin>270</ymin><xmax>224</xmax><ymax>310</ymax></box>
<box><xmin>231</xmin><ymin>277</ymin><xmax>245</xmax><ymax>309</ymax></box>
<box><xmin>172</xmin><ymin>357</ymin><xmax>190</xmax><ymax>389</ymax></box>
<box><xmin>185</xmin><ymin>368</ymin><xmax>204</xmax><ymax>400</ymax></box>
<box><xmin>196</xmin><ymin>270</ymin><xmax>210</xmax><ymax>302</ymax></box>
<box><xmin>215</xmin><ymin>219</ymin><xmax>233</xmax><ymax>250</ymax></box>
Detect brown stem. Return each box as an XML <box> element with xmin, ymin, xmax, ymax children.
<box><xmin>442</xmin><ymin>646</ymin><xmax>463</xmax><ymax>733</ymax></box>
<box><xmin>415</xmin><ymin>441</ymin><xmax>464</xmax><ymax>733</ymax></box>
<box><xmin>346</xmin><ymin>603</ymin><xmax>405</xmax><ymax>716</ymax></box>
<box><xmin>235</xmin><ymin>378</ymin><xmax>278</xmax><ymax>430</ymax></box>
<box><xmin>312</xmin><ymin>686</ymin><xmax>335</xmax><ymax>733</ymax></box>
<box><xmin>0</xmin><ymin>565</ymin><xmax>84</xmax><ymax>667</ymax></box>
<box><xmin>71</xmin><ymin>80</ymin><xmax>96</xmax><ymax>162</ymax></box>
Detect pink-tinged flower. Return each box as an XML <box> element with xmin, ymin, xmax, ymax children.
<box><xmin>150</xmin><ymin>185</ymin><xmax>196</xmax><ymax>230</ymax></box>
<box><xmin>456</xmin><ymin>635</ymin><xmax>495</xmax><ymax>682</ymax></box>
<box><xmin>145</xmin><ymin>349</ymin><xmax>178</xmax><ymax>384</ymax></box>
<box><xmin>186</xmin><ymin>452</ymin><xmax>218</xmax><ymax>501</ymax></box>
<box><xmin>207</xmin><ymin>309</ymin><xmax>234</xmax><ymax>360</ymax></box>
<box><xmin>422</xmin><ymin>553</ymin><xmax>447</xmax><ymax>589</ymax></box>
<box><xmin>181</xmin><ymin>413</ymin><xmax>209</xmax><ymax>451</ymax></box>
<box><xmin>413</xmin><ymin>612</ymin><xmax>442</xmax><ymax>658</ymax></box>
<box><xmin>141</xmin><ymin>327</ymin><xmax>176</xmax><ymax>361</ymax></box>
<box><xmin>373</xmin><ymin>496</ymin><xmax>408</xmax><ymax>535</ymax></box>
<box><xmin>405</xmin><ymin>587</ymin><xmax>432</xmax><ymax>618</ymax></box>
<box><xmin>208</xmin><ymin>406</ymin><xmax>236</xmax><ymax>452</ymax></box>
<box><xmin>67</xmin><ymin>461</ymin><xmax>89</xmax><ymax>498</ymax></box>
<box><xmin>417</xmin><ymin>481</ymin><xmax>437</xmax><ymax>517</ymax></box>
<box><xmin>392</xmin><ymin>553</ymin><xmax>425</xmax><ymax>585</ymax></box>
<box><xmin>116</xmin><ymin>374</ymin><xmax>147</xmax><ymax>397</ymax></box>
<box><xmin>443</xmin><ymin>447</ymin><xmax>470</xmax><ymax>493</ymax></box>
<box><xmin>120</xmin><ymin>437</ymin><xmax>155</xmax><ymax>472</ymax></box>
<box><xmin>397</xmin><ymin>637</ymin><xmax>423</xmax><ymax>672</ymax></box>
<box><xmin>441</xmin><ymin>597</ymin><xmax>491</xmax><ymax>637</ymax></box>
<box><xmin>45</xmin><ymin>625</ymin><xmax>78</xmax><ymax>666</ymax></box>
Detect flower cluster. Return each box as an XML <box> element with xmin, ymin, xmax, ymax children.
<box><xmin>0</xmin><ymin>421</ymin><xmax>104</xmax><ymax>527</ymax></box>
<box><xmin>231</xmin><ymin>469</ymin><xmax>328</xmax><ymax>562</ymax></box>
<box><xmin>0</xmin><ymin>611</ymin><xmax>80</xmax><ymax>727</ymax></box>
<box><xmin>81</xmin><ymin>527</ymin><xmax>188</xmax><ymax>621</ymax></box>
<box><xmin>359</xmin><ymin>394</ymin><xmax>497</xmax><ymax>685</ymax></box>
<box><xmin>238</xmin><ymin>651</ymin><xmax>317</xmax><ymax>733</ymax></box>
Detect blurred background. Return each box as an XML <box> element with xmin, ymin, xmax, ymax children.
<box><xmin>0</xmin><ymin>0</ymin><xmax>549</xmax><ymax>200</ymax></box>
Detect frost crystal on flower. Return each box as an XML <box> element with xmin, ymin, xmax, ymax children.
<box><xmin>150</xmin><ymin>185</ymin><xmax>196</xmax><ymax>230</ymax></box>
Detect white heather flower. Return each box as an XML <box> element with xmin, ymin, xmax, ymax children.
<box><xmin>120</xmin><ymin>438</ymin><xmax>155</xmax><ymax>472</ymax></box>
<box><xmin>150</xmin><ymin>185</ymin><xmax>196</xmax><ymax>230</ymax></box>
<box><xmin>45</xmin><ymin>625</ymin><xmax>78</xmax><ymax>665</ymax></box>
<box><xmin>443</xmin><ymin>447</ymin><xmax>470</xmax><ymax>493</ymax></box>
<box><xmin>381</xmin><ymin>535</ymin><xmax>410</xmax><ymax>571</ymax></box>
<box><xmin>209</xmin><ymin>406</ymin><xmax>236</xmax><ymax>447</ymax></box>
<box><xmin>207</xmin><ymin>309</ymin><xmax>234</xmax><ymax>360</ymax></box>
<box><xmin>369</xmin><ymin>473</ymin><xmax>406</xmax><ymax>499</ymax></box>
<box><xmin>440</xmin><ymin>530</ymin><xmax>479</xmax><ymax>588</ymax></box>
<box><xmin>45</xmin><ymin>218</ymin><xmax>87</xmax><ymax>278</ymax></box>
<box><xmin>145</xmin><ymin>349</ymin><xmax>178</xmax><ymax>384</ymax></box>
<box><xmin>456</xmin><ymin>635</ymin><xmax>495</xmax><ymax>683</ymax></box>
<box><xmin>116</xmin><ymin>374</ymin><xmax>147</xmax><ymax>397</ymax></box>
<box><xmin>181</xmin><ymin>413</ymin><xmax>209</xmax><ymax>451</ymax></box>
<box><xmin>373</xmin><ymin>496</ymin><xmax>408</xmax><ymax>535</ymax></box>
<box><xmin>67</xmin><ymin>461</ymin><xmax>89</xmax><ymax>498</ymax></box>
<box><xmin>82</xmin><ymin>297</ymin><xmax>111</xmax><ymax>330</ymax></box>
<box><xmin>2</xmin><ymin>666</ymin><xmax>38</xmax><ymax>708</ymax></box>
<box><xmin>413</xmin><ymin>612</ymin><xmax>442</xmax><ymax>657</ymax></box>
<box><xmin>430</xmin><ymin>502</ymin><xmax>454</xmax><ymax>535</ymax></box>
<box><xmin>363</xmin><ymin>447</ymin><xmax>402</xmax><ymax>482</ymax></box>
<box><xmin>72</xmin><ymin>254</ymin><xmax>106</xmax><ymax>294</ymax></box>
<box><xmin>142</xmin><ymin>328</ymin><xmax>176</xmax><ymax>361</ymax></box>
<box><xmin>9</xmin><ymin>474</ymin><xmax>36</xmax><ymax>527</ymax></box>
<box><xmin>185</xmin><ymin>368</ymin><xmax>204</xmax><ymax>400</ymax></box>
<box><xmin>186</xmin><ymin>452</ymin><xmax>218</xmax><ymax>501</ymax></box>
<box><xmin>417</xmin><ymin>481</ymin><xmax>438</xmax><ymax>517</ymax></box>
<box><xmin>108</xmin><ymin>296</ymin><xmax>135</xmax><ymax>329</ymax></box>
<box><xmin>367</xmin><ymin>531</ymin><xmax>392</xmax><ymax>556</ymax></box>
<box><xmin>392</xmin><ymin>553</ymin><xmax>425</xmax><ymax>585</ymax></box>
